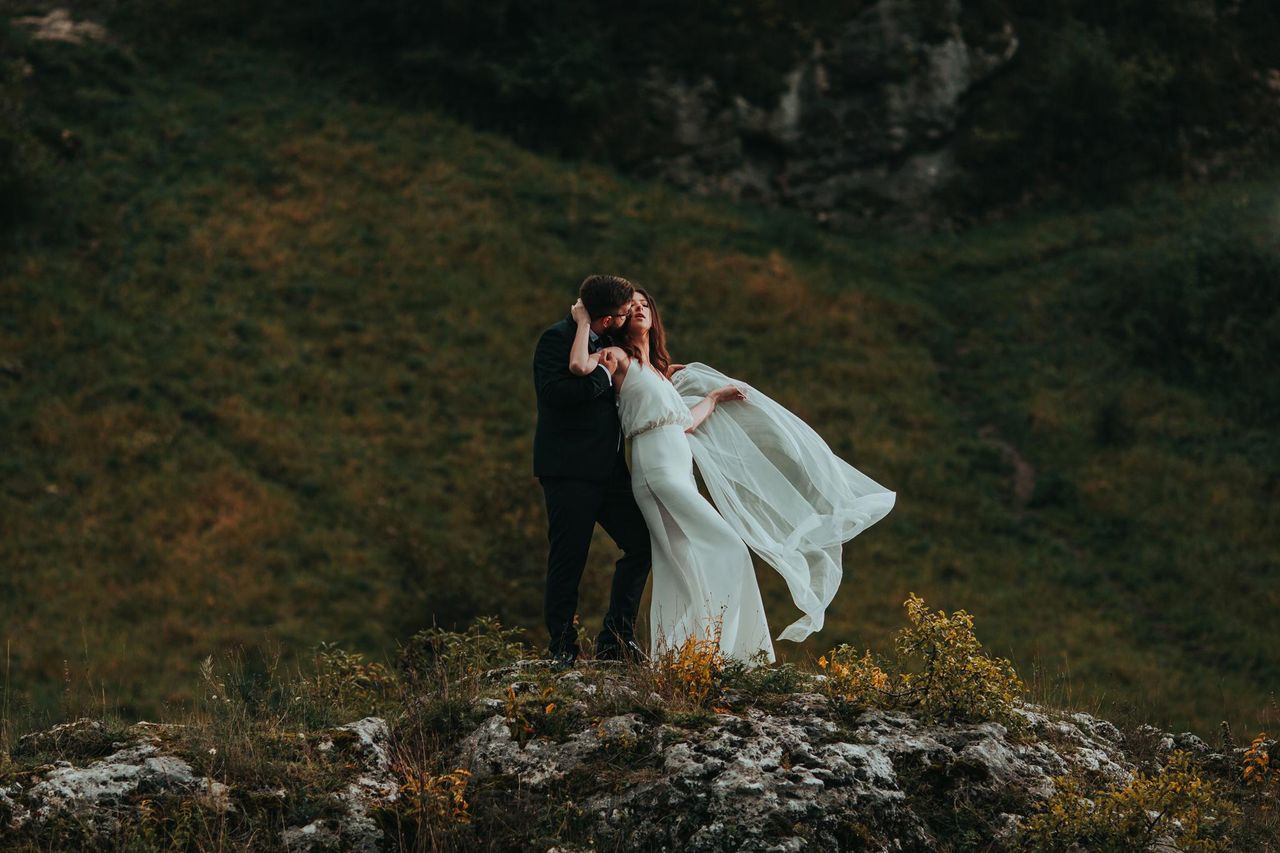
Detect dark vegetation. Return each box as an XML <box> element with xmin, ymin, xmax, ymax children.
<box><xmin>5</xmin><ymin>2</ymin><xmax>1280</xmax><ymax>227</ymax></box>
<box><xmin>1</xmin><ymin>20</ymin><xmax>50</xmax><ymax>233</ymax></box>
<box><xmin>95</xmin><ymin>0</ymin><xmax>1280</xmax><ymax>214</ymax></box>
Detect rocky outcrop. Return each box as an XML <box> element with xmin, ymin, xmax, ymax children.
<box><xmin>455</xmin><ymin>681</ymin><xmax>1163</xmax><ymax>850</ymax></box>
<box><xmin>0</xmin><ymin>717</ymin><xmax>399</xmax><ymax>850</ymax></box>
<box><xmin>280</xmin><ymin>717</ymin><xmax>401</xmax><ymax>853</ymax></box>
<box><xmin>1</xmin><ymin>720</ymin><xmax>230</xmax><ymax>835</ymax></box>
<box><xmin>448</xmin><ymin>665</ymin><xmax>1242</xmax><ymax>851</ymax></box>
<box><xmin>639</xmin><ymin>0</ymin><xmax>1017</xmax><ymax>229</ymax></box>
<box><xmin>0</xmin><ymin>668</ymin><xmax>1246</xmax><ymax>851</ymax></box>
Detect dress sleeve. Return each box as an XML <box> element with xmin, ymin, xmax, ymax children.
<box><xmin>672</xmin><ymin>362</ymin><xmax>896</xmax><ymax>642</ymax></box>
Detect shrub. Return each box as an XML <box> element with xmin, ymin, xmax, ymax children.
<box><xmin>385</xmin><ymin>753</ymin><xmax>475</xmax><ymax>851</ymax></box>
<box><xmin>295</xmin><ymin>642</ymin><xmax>398</xmax><ymax>719</ymax></box>
<box><xmin>953</xmin><ymin>1</ymin><xmax>1279</xmax><ymax>209</ymax></box>
<box><xmin>652</xmin><ymin>629</ymin><xmax>727</xmax><ymax>710</ymax></box>
<box><xmin>1242</xmin><ymin>732</ymin><xmax>1278</xmax><ymax>786</ymax></box>
<box><xmin>1016</xmin><ymin>749</ymin><xmax>1237</xmax><ymax>852</ymax></box>
<box><xmin>1233</xmin><ymin>731</ymin><xmax>1280</xmax><ymax>847</ymax></box>
<box><xmin>396</xmin><ymin>766</ymin><xmax>472</xmax><ymax>825</ymax></box>
<box><xmin>820</xmin><ymin>593</ymin><xmax>1027</xmax><ymax>732</ymax></box>
<box><xmin>721</xmin><ymin>652</ymin><xmax>805</xmax><ymax>698</ymax></box>
<box><xmin>502</xmin><ymin>682</ymin><xmax>578</xmax><ymax>744</ymax></box>
<box><xmin>393</xmin><ymin>617</ymin><xmax>529</xmax><ymax>747</ymax></box>
<box><xmin>397</xmin><ymin>616</ymin><xmax>529</xmax><ymax>686</ymax></box>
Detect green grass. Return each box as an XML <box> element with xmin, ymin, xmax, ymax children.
<box><xmin>1</xmin><ymin>37</ymin><xmax>1276</xmax><ymax>741</ymax></box>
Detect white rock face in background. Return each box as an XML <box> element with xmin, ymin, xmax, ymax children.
<box><xmin>640</xmin><ymin>0</ymin><xmax>1018</xmax><ymax>229</ymax></box>
<box><xmin>12</xmin><ymin>8</ymin><xmax>110</xmax><ymax>44</ymax></box>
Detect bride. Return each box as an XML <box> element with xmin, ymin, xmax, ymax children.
<box><xmin>569</xmin><ymin>288</ymin><xmax>895</xmax><ymax>663</ymax></box>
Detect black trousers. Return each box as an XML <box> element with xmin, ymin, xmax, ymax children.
<box><xmin>539</xmin><ymin>451</ymin><xmax>652</xmax><ymax>657</ymax></box>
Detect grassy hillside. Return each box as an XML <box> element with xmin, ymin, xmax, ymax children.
<box><xmin>2</xmin><ymin>36</ymin><xmax>1276</xmax><ymax>739</ymax></box>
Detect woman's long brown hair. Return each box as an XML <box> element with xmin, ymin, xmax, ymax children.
<box><xmin>624</xmin><ymin>286</ymin><xmax>672</xmax><ymax>379</ymax></box>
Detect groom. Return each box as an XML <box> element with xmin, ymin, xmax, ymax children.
<box><xmin>533</xmin><ymin>274</ymin><xmax>651</xmax><ymax>667</ymax></box>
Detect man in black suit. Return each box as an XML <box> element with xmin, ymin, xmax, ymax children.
<box><xmin>533</xmin><ymin>274</ymin><xmax>651</xmax><ymax>666</ymax></box>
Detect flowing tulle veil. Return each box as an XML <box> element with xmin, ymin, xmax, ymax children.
<box><xmin>671</xmin><ymin>363</ymin><xmax>896</xmax><ymax>642</ymax></box>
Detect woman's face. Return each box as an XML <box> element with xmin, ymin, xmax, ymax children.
<box><xmin>629</xmin><ymin>292</ymin><xmax>653</xmax><ymax>333</ymax></box>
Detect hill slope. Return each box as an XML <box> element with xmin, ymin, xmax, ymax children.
<box><xmin>2</xmin><ymin>34</ymin><xmax>1277</xmax><ymax>736</ymax></box>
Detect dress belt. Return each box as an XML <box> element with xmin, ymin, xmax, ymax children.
<box><xmin>627</xmin><ymin>419</ymin><xmax>693</xmax><ymax>440</ymax></box>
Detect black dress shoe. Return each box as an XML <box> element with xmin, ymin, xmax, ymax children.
<box><xmin>550</xmin><ymin>649</ymin><xmax>577</xmax><ymax>671</ymax></box>
<box><xmin>596</xmin><ymin>638</ymin><xmax>646</xmax><ymax>664</ymax></box>
<box><xmin>619</xmin><ymin>638</ymin><xmax>648</xmax><ymax>664</ymax></box>
<box><xmin>593</xmin><ymin>644</ymin><xmax>622</xmax><ymax>662</ymax></box>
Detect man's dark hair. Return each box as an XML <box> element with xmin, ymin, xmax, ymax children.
<box><xmin>579</xmin><ymin>274</ymin><xmax>634</xmax><ymax>319</ymax></box>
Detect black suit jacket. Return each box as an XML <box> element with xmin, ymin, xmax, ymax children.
<box><xmin>532</xmin><ymin>316</ymin><xmax>623</xmax><ymax>481</ymax></box>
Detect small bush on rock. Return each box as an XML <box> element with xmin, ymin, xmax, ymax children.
<box><xmin>396</xmin><ymin>766</ymin><xmax>472</xmax><ymax>825</ymax></box>
<box><xmin>820</xmin><ymin>593</ymin><xmax>1026</xmax><ymax>732</ymax></box>
<box><xmin>395</xmin><ymin>619</ymin><xmax>528</xmax><ymax>739</ymax></box>
<box><xmin>1016</xmin><ymin>749</ymin><xmax>1236</xmax><ymax>852</ymax></box>
<box><xmin>652</xmin><ymin>631</ymin><xmax>726</xmax><ymax>710</ymax></box>
<box><xmin>297</xmin><ymin>642</ymin><xmax>397</xmax><ymax>717</ymax></box>
<box><xmin>398</xmin><ymin>617</ymin><xmax>528</xmax><ymax>686</ymax></box>
<box><xmin>1241</xmin><ymin>731</ymin><xmax>1277</xmax><ymax>787</ymax></box>
<box><xmin>1233</xmin><ymin>731</ymin><xmax>1280</xmax><ymax>846</ymax></box>
<box><xmin>722</xmin><ymin>652</ymin><xmax>805</xmax><ymax>699</ymax></box>
<box><xmin>502</xmin><ymin>682</ymin><xmax>578</xmax><ymax>744</ymax></box>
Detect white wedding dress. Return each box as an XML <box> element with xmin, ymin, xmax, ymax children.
<box><xmin>617</xmin><ymin>360</ymin><xmax>896</xmax><ymax>664</ymax></box>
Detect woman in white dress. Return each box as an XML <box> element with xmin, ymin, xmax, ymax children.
<box><xmin>569</xmin><ymin>288</ymin><xmax>895</xmax><ymax>664</ymax></box>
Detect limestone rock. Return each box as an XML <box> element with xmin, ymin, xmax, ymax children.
<box><xmin>1</xmin><ymin>670</ymin><xmax>1243</xmax><ymax>851</ymax></box>
<box><xmin>12</xmin><ymin>8</ymin><xmax>110</xmax><ymax>45</ymax></box>
<box><xmin>639</xmin><ymin>0</ymin><xmax>1018</xmax><ymax>229</ymax></box>
<box><xmin>1</xmin><ymin>717</ymin><xmax>398</xmax><ymax>850</ymax></box>
<box><xmin>284</xmin><ymin>717</ymin><xmax>400</xmax><ymax>853</ymax></box>
<box><xmin>11</xmin><ymin>718</ymin><xmax>107</xmax><ymax>759</ymax></box>
<box><xmin>449</xmin><ymin>667</ymin><xmax>1201</xmax><ymax>851</ymax></box>
<box><xmin>2</xmin><ymin>726</ymin><xmax>229</xmax><ymax>834</ymax></box>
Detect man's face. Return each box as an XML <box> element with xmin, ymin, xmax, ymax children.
<box><xmin>600</xmin><ymin>301</ymin><xmax>633</xmax><ymax>333</ymax></box>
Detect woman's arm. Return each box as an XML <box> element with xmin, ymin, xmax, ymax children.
<box><xmin>570</xmin><ymin>351</ymin><xmax>601</xmax><ymax>376</ymax></box>
<box><xmin>601</xmin><ymin>347</ymin><xmax>629</xmax><ymax>389</ymax></box>
<box><xmin>568</xmin><ymin>299</ymin><xmax>598</xmax><ymax>376</ymax></box>
<box><xmin>686</xmin><ymin>385</ymin><xmax>746</xmax><ymax>433</ymax></box>
<box><xmin>534</xmin><ymin>327</ymin><xmax>610</xmax><ymax>408</ymax></box>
